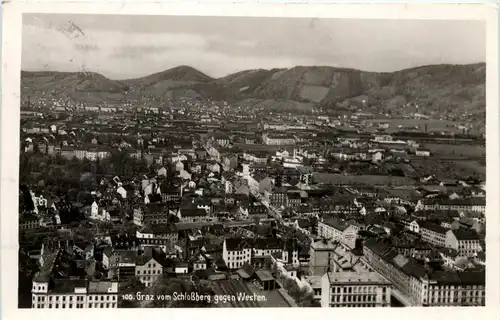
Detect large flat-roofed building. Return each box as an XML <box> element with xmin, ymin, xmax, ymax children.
<box><xmin>32</xmin><ymin>279</ymin><xmax>118</xmax><ymax>309</ymax></box>
<box><xmin>308</xmin><ymin>239</ymin><xmax>372</xmax><ymax>276</ymax></box>
<box><xmin>262</xmin><ymin>133</ymin><xmax>296</xmax><ymax>146</ymax></box>
<box><xmin>87</xmin><ymin>281</ymin><xmax>119</xmax><ymax>308</ymax></box>
<box><xmin>308</xmin><ymin>239</ymin><xmax>337</xmax><ymax>276</ymax></box>
<box><xmin>321</xmin><ymin>272</ymin><xmax>392</xmax><ymax>308</ymax></box>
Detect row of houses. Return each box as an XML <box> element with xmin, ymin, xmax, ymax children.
<box><xmin>58</xmin><ymin>146</ymin><xmax>111</xmax><ymax>161</ymax></box>
<box><xmin>363</xmin><ymin>239</ymin><xmax>485</xmax><ymax>307</ymax></box>
<box><xmin>31</xmin><ymin>279</ymin><xmax>119</xmax><ymax>309</ymax></box>
<box><xmin>401</xmin><ymin>220</ymin><xmax>482</xmax><ymax>257</ymax></box>
<box><xmin>31</xmin><ymin>244</ymin><xmax>119</xmax><ymax>309</ymax></box>
<box><xmin>222</xmin><ymin>238</ymin><xmax>300</xmax><ymax>271</ymax></box>
<box><xmin>418</xmin><ymin>198</ymin><xmax>486</xmax><ymax>214</ymax></box>
<box><xmin>102</xmin><ymin>247</ymin><xmax>191</xmax><ymax>287</ymax></box>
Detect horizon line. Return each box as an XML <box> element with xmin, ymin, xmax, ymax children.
<box><xmin>20</xmin><ymin>61</ymin><xmax>487</xmax><ymax>81</ymax></box>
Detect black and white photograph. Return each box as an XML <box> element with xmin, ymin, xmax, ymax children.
<box><xmin>4</xmin><ymin>3</ymin><xmax>495</xmax><ymax>313</ymax></box>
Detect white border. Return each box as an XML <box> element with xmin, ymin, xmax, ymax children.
<box><xmin>2</xmin><ymin>2</ymin><xmax>499</xmax><ymax>320</ymax></box>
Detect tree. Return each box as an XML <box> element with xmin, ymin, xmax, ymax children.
<box><xmin>77</xmin><ymin>191</ymin><xmax>91</xmax><ymax>204</ymax></box>
<box><xmin>120</xmin><ymin>298</ymin><xmax>140</xmax><ymax>308</ymax></box>
<box><xmin>152</xmin><ymin>278</ymin><xmax>211</xmax><ymax>308</ymax></box>
<box><xmin>280</xmin><ymin>277</ymin><xmax>293</xmax><ymax>291</ymax></box>
<box><xmin>288</xmin><ymin>282</ymin><xmax>312</xmax><ymax>306</ymax></box>
<box><xmin>252</xmin><ymin>216</ymin><xmax>261</xmax><ymax>225</ymax></box>
<box><xmin>19</xmin><ymin>185</ymin><xmax>34</xmax><ymax>212</ymax></box>
<box><xmin>81</xmin><ymin>158</ymin><xmax>92</xmax><ymax>172</ymax></box>
<box><xmin>125</xmin><ymin>275</ymin><xmax>144</xmax><ymax>291</ymax></box>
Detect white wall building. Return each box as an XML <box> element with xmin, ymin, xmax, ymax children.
<box><xmin>32</xmin><ymin>279</ymin><xmax>118</xmax><ymax>309</ymax></box>
<box><xmin>321</xmin><ymin>272</ymin><xmax>391</xmax><ymax>308</ymax></box>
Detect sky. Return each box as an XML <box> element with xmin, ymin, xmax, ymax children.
<box><xmin>22</xmin><ymin>14</ymin><xmax>486</xmax><ymax>80</ymax></box>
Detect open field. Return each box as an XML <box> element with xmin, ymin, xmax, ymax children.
<box><xmin>424</xmin><ymin>143</ymin><xmax>485</xmax><ymax>157</ymax></box>
<box><xmin>313</xmin><ymin>173</ymin><xmax>416</xmax><ymax>186</ymax></box>
<box><xmin>369</xmin><ymin>118</ymin><xmax>469</xmax><ymax>134</ymax></box>
<box><xmin>455</xmin><ymin>160</ymin><xmax>486</xmax><ymax>177</ymax></box>
<box><xmin>410</xmin><ymin>159</ymin><xmax>485</xmax><ymax>180</ymax></box>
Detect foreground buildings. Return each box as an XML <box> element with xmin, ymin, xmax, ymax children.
<box><xmin>19</xmin><ymin>100</ymin><xmax>486</xmax><ymax>308</ymax></box>
<box><xmin>363</xmin><ymin>239</ymin><xmax>485</xmax><ymax>306</ymax></box>
<box><xmin>321</xmin><ymin>272</ymin><xmax>392</xmax><ymax>308</ymax></box>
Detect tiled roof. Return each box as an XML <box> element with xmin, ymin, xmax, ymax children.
<box><xmin>419</xmin><ymin>221</ymin><xmax>448</xmax><ymax>234</ymax></box>
<box><xmin>225</xmin><ymin>238</ymin><xmax>253</xmax><ymax>251</ymax></box>
<box><xmin>322</xmin><ymin>218</ymin><xmax>349</xmax><ymax>232</ymax></box>
<box><xmin>453</xmin><ymin>229</ymin><xmax>480</xmax><ymax>241</ymax></box>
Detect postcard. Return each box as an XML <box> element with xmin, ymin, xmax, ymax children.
<box><xmin>1</xmin><ymin>2</ymin><xmax>499</xmax><ymax>320</ymax></box>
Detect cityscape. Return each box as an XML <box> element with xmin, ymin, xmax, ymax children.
<box><xmin>19</xmin><ymin>14</ymin><xmax>486</xmax><ymax>308</ymax></box>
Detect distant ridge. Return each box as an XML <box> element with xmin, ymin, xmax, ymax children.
<box><xmin>21</xmin><ymin>63</ymin><xmax>486</xmax><ymax>122</ymax></box>
<box><xmin>124</xmin><ymin>65</ymin><xmax>214</xmax><ymax>85</ymax></box>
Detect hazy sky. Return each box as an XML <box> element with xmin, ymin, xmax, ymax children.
<box><xmin>22</xmin><ymin>14</ymin><xmax>485</xmax><ymax>79</ymax></box>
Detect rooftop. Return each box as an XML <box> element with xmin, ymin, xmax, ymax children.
<box><xmin>255</xmin><ymin>270</ymin><xmax>275</xmax><ymax>282</ymax></box>
<box><xmin>50</xmin><ymin>279</ymin><xmax>87</xmax><ymax>294</ymax></box>
<box><xmin>326</xmin><ymin>272</ymin><xmax>391</xmax><ymax>285</ymax></box>
<box><xmin>88</xmin><ymin>281</ymin><xmax>119</xmax><ymax>294</ymax></box>
<box><xmin>303</xmin><ymin>275</ymin><xmax>322</xmax><ymax>289</ymax></box>
<box><xmin>311</xmin><ymin>239</ymin><xmax>337</xmax><ymax>251</ymax></box>
<box><xmin>321</xmin><ymin>218</ymin><xmax>349</xmax><ymax>232</ymax></box>
<box><xmin>453</xmin><ymin>228</ymin><xmax>481</xmax><ymax>241</ymax></box>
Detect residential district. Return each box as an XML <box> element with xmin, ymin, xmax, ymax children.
<box><xmin>19</xmin><ymin>98</ymin><xmax>486</xmax><ymax>308</ymax></box>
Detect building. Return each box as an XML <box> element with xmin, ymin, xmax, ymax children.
<box><xmin>321</xmin><ymin>272</ymin><xmax>391</xmax><ymax>307</ymax></box>
<box><xmin>178</xmin><ymin>208</ymin><xmax>211</xmax><ymax>223</ymax></box>
<box><xmin>451</xmin><ymin>218</ymin><xmax>483</xmax><ymax>234</ymax></box>
<box><xmin>318</xmin><ymin>219</ymin><xmax>358</xmax><ymax>249</ymax></box>
<box><xmin>371</xmin><ymin>151</ymin><xmax>383</xmax><ymax>162</ymax></box>
<box><xmin>262</xmin><ymin>133</ymin><xmax>296</xmax><ymax>146</ymax></box>
<box><xmin>133</xmin><ymin>208</ymin><xmax>145</xmax><ymax>226</ymax></box>
<box><xmin>135</xmin><ymin>248</ymin><xmax>168</xmax><ymax>287</ymax></box>
<box><xmin>255</xmin><ymin>270</ymin><xmax>277</xmax><ymax>290</ymax></box>
<box><xmin>222</xmin><ymin>238</ymin><xmax>253</xmax><ymax>270</ymax></box>
<box><xmin>287</xmin><ymin>192</ymin><xmax>302</xmax><ymax>208</ymax></box>
<box><xmin>419</xmin><ymin>221</ymin><xmax>448</xmax><ymax>247</ymax></box>
<box><xmin>31</xmin><ymin>279</ymin><xmax>118</xmax><ymax>309</ymax></box>
<box><xmin>161</xmin><ymin>190</ymin><xmax>181</xmax><ymax>203</ymax></box>
<box><xmin>20</xmin><ymin>214</ymin><xmax>40</xmax><ymax>230</ymax></box>
<box><xmin>192</xmin><ymin>252</ymin><xmax>209</xmax><ymax>271</ymax></box>
<box><xmin>242</xmin><ymin>152</ymin><xmax>268</xmax><ymax>164</ymax></box>
<box><xmin>308</xmin><ymin>239</ymin><xmax>338</xmax><ymax>276</ymax></box>
<box><xmin>402</xmin><ymin>219</ymin><xmax>420</xmax><ymax>234</ymax></box>
<box><xmin>270</xmin><ymin>187</ymin><xmax>287</xmax><ymax>208</ymax></box>
<box><xmin>89</xmin><ymin>201</ymin><xmax>111</xmax><ymax>222</ymax></box>
<box><xmin>212</xmin><ymin>133</ymin><xmax>230</xmax><ymax>147</ymax></box>
<box><xmin>304</xmin><ymin>276</ymin><xmax>322</xmax><ymax>303</ymax></box>
<box><xmin>248</xmin><ymin>202</ymin><xmax>268</xmax><ymax>218</ymax></box>
<box><xmin>363</xmin><ymin>239</ymin><xmax>486</xmax><ymax>306</ymax></box>
<box><xmin>102</xmin><ymin>249</ymin><xmax>137</xmax><ymax>281</ymax></box>
<box><xmin>415</xmin><ymin>149</ymin><xmax>431</xmax><ymax>157</ymax></box>
<box><xmin>281</xmin><ymin>238</ymin><xmax>300</xmax><ymax>267</ymax></box>
<box><xmin>222</xmin><ymin>155</ymin><xmax>239</xmax><ymax>171</ymax></box>
<box><xmin>420</xmin><ymin>199</ymin><xmax>486</xmax><ymax>214</ymax></box>
<box><xmin>253</xmin><ymin>238</ymin><xmax>283</xmax><ymax>257</ymax></box>
<box><xmin>445</xmin><ymin>229</ymin><xmax>482</xmax><ymax>257</ymax></box>
<box><xmin>136</xmin><ymin>224</ymin><xmax>178</xmax><ymax>253</ymax></box>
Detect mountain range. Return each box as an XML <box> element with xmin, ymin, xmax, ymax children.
<box><xmin>21</xmin><ymin>63</ymin><xmax>486</xmax><ymax>121</ymax></box>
